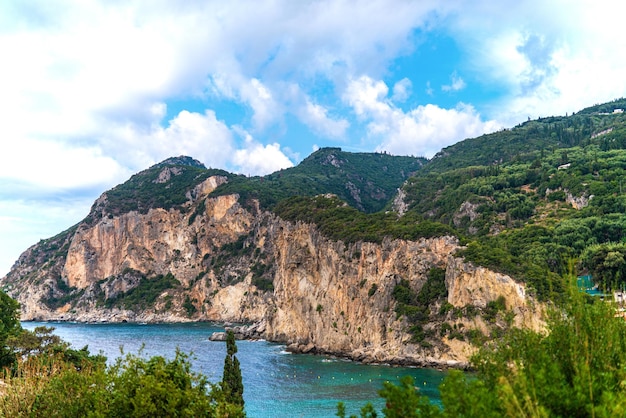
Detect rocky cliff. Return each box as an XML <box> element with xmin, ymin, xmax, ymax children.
<box><xmin>1</xmin><ymin>168</ymin><xmax>544</xmax><ymax>368</ymax></box>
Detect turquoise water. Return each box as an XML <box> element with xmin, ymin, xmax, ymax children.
<box><xmin>22</xmin><ymin>322</ymin><xmax>445</xmax><ymax>417</ymax></box>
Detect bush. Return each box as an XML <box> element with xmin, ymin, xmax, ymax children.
<box><xmin>0</xmin><ymin>292</ymin><xmax>244</xmax><ymax>416</ymax></box>
<box><xmin>23</xmin><ymin>350</ymin><xmax>218</xmax><ymax>417</ymax></box>
<box><xmin>0</xmin><ymin>343</ymin><xmax>244</xmax><ymax>417</ymax></box>
<box><xmin>368</xmin><ymin>283</ymin><xmax>378</xmax><ymax>297</ymax></box>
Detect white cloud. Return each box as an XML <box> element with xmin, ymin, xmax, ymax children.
<box><xmin>345</xmin><ymin>76</ymin><xmax>500</xmax><ymax>157</ymax></box>
<box><xmin>392</xmin><ymin>78</ymin><xmax>412</xmax><ymax>102</ymax></box>
<box><xmin>345</xmin><ymin>76</ymin><xmax>390</xmax><ymax>119</ymax></box>
<box><xmin>192</xmin><ymin>0</ymin><xmax>447</xmax><ymax>131</ymax></box>
<box><xmin>425</xmin><ymin>81</ymin><xmax>434</xmax><ymax>97</ymax></box>
<box><xmin>441</xmin><ymin>72</ymin><xmax>466</xmax><ymax>92</ymax></box>
<box><xmin>376</xmin><ymin>103</ymin><xmax>501</xmax><ymax>157</ymax></box>
<box><xmin>232</xmin><ymin>136</ymin><xmax>294</xmax><ymax>176</ymax></box>
<box><xmin>3</xmin><ymin>1</ymin><xmax>626</xmax><ymax>180</ymax></box>
<box><xmin>239</xmin><ymin>79</ymin><xmax>282</xmax><ymax>131</ymax></box>
<box><xmin>0</xmin><ymin>139</ymin><xmax>129</xmax><ymax>197</ymax></box>
<box><xmin>446</xmin><ymin>0</ymin><xmax>626</xmax><ymax>124</ymax></box>
<box><xmin>298</xmin><ymin>99</ymin><xmax>349</xmax><ymax>139</ymax></box>
<box><xmin>97</xmin><ymin>109</ymin><xmax>235</xmax><ymax>173</ymax></box>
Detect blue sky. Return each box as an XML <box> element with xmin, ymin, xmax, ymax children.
<box><xmin>1</xmin><ymin>0</ymin><xmax>626</xmax><ymax>276</ymax></box>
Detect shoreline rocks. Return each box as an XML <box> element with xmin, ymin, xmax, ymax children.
<box><xmin>209</xmin><ymin>320</ymin><xmax>266</xmax><ymax>341</ymax></box>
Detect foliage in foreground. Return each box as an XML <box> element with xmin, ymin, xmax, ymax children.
<box><xmin>0</xmin><ymin>290</ymin><xmax>245</xmax><ymax>417</ymax></box>
<box><xmin>339</xmin><ymin>281</ymin><xmax>626</xmax><ymax>417</ymax></box>
<box><xmin>1</xmin><ymin>341</ymin><xmax>244</xmax><ymax>418</ymax></box>
<box><xmin>0</xmin><ymin>349</ymin><xmax>219</xmax><ymax>418</ymax></box>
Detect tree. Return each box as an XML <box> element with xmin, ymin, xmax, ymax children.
<box><xmin>581</xmin><ymin>243</ymin><xmax>626</xmax><ymax>289</ymax></box>
<box><xmin>221</xmin><ymin>330</ymin><xmax>245</xmax><ymax>416</ymax></box>
<box><xmin>0</xmin><ymin>290</ymin><xmax>22</xmax><ymax>367</ymax></box>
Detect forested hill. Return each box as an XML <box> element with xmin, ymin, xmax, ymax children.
<box><xmin>425</xmin><ymin>97</ymin><xmax>626</xmax><ymax>173</ymax></box>
<box><xmin>8</xmin><ymin>99</ymin><xmax>626</xmax><ymax>310</ymax></box>
<box><xmin>396</xmin><ymin>97</ymin><xmax>626</xmax><ymax>300</ymax></box>
<box><xmin>267</xmin><ymin>98</ymin><xmax>626</xmax><ymax>302</ymax></box>
<box><xmin>210</xmin><ymin>147</ymin><xmax>426</xmax><ymax>213</ymax></box>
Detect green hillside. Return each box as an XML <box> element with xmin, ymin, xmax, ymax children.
<box><xmin>398</xmin><ymin>98</ymin><xmax>626</xmax><ymax>299</ymax></box>
<box><xmin>89</xmin><ymin>162</ymin><xmax>232</xmax><ymax>221</ymax></box>
<box><xmin>89</xmin><ymin>148</ymin><xmax>424</xmax><ymax>223</ymax></box>
<box><xmin>211</xmin><ymin>147</ymin><xmax>426</xmax><ymax>213</ymax></box>
<box><xmin>425</xmin><ymin>98</ymin><xmax>626</xmax><ymax>173</ymax></box>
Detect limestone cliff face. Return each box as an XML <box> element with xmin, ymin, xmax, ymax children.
<box><xmin>446</xmin><ymin>257</ymin><xmax>544</xmax><ymax>332</ymax></box>
<box><xmin>1</xmin><ymin>181</ymin><xmax>544</xmax><ymax>367</ymax></box>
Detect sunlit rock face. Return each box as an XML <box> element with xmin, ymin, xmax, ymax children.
<box><xmin>2</xmin><ymin>182</ymin><xmax>543</xmax><ymax>368</ymax></box>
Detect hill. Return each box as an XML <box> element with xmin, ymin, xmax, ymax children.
<box><xmin>395</xmin><ymin>98</ymin><xmax>626</xmax><ymax>299</ymax></box>
<box><xmin>210</xmin><ymin>147</ymin><xmax>426</xmax><ymax>213</ymax></box>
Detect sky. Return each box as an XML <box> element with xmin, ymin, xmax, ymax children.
<box><xmin>2</xmin><ymin>0</ymin><xmax>626</xmax><ymax>276</ymax></box>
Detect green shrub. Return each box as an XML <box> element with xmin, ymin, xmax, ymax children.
<box><xmin>368</xmin><ymin>283</ymin><xmax>378</xmax><ymax>297</ymax></box>
<box><xmin>105</xmin><ymin>273</ymin><xmax>180</xmax><ymax>310</ymax></box>
<box><xmin>183</xmin><ymin>296</ymin><xmax>197</xmax><ymax>317</ymax></box>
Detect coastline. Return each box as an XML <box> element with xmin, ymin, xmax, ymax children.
<box><xmin>23</xmin><ymin>317</ymin><xmax>471</xmax><ymax>370</ymax></box>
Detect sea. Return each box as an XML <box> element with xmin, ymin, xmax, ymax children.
<box><xmin>22</xmin><ymin>322</ymin><xmax>446</xmax><ymax>417</ymax></box>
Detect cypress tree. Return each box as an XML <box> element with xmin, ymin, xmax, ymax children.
<box><xmin>222</xmin><ymin>330</ymin><xmax>244</xmax><ymax>410</ymax></box>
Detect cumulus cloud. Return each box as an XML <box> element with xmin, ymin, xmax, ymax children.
<box><xmin>239</xmin><ymin>79</ymin><xmax>282</xmax><ymax>131</ymax></box>
<box><xmin>3</xmin><ymin>0</ymin><xmax>626</xmax><ymax>180</ymax></box>
<box><xmin>232</xmin><ymin>135</ymin><xmax>294</xmax><ymax>176</ymax></box>
<box><xmin>344</xmin><ymin>76</ymin><xmax>500</xmax><ymax>157</ymax></box>
<box><xmin>96</xmin><ymin>109</ymin><xmax>235</xmax><ymax>173</ymax></box>
<box><xmin>192</xmin><ymin>0</ymin><xmax>446</xmax><ymax>131</ymax></box>
<box><xmin>375</xmin><ymin>103</ymin><xmax>501</xmax><ymax>157</ymax></box>
<box><xmin>0</xmin><ymin>139</ymin><xmax>129</xmax><ymax>198</ymax></box>
<box><xmin>298</xmin><ymin>99</ymin><xmax>349</xmax><ymax>139</ymax></box>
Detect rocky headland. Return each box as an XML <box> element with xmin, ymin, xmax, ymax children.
<box><xmin>1</xmin><ymin>164</ymin><xmax>545</xmax><ymax>369</ymax></box>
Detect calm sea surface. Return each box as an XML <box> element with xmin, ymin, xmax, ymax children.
<box><xmin>22</xmin><ymin>322</ymin><xmax>445</xmax><ymax>417</ymax></box>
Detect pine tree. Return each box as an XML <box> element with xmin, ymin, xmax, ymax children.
<box><xmin>222</xmin><ymin>330</ymin><xmax>244</xmax><ymax>413</ymax></box>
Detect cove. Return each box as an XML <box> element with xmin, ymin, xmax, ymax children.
<box><xmin>22</xmin><ymin>321</ymin><xmax>446</xmax><ymax>417</ymax></box>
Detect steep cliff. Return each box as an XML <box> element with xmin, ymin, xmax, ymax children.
<box><xmin>1</xmin><ymin>176</ymin><xmax>543</xmax><ymax>368</ymax></box>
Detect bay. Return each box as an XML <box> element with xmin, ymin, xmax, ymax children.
<box><xmin>22</xmin><ymin>322</ymin><xmax>445</xmax><ymax>417</ymax></box>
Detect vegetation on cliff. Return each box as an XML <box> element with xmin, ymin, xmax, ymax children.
<box><xmin>88</xmin><ymin>147</ymin><xmax>424</xmax><ymax>222</ymax></box>
<box><xmin>273</xmin><ymin>194</ymin><xmax>454</xmax><ymax>244</ymax></box>
<box><xmin>92</xmin><ymin>163</ymin><xmax>231</xmax><ymax>219</ymax></box>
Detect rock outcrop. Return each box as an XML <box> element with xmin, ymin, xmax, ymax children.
<box><xmin>1</xmin><ymin>177</ymin><xmax>544</xmax><ymax>368</ymax></box>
